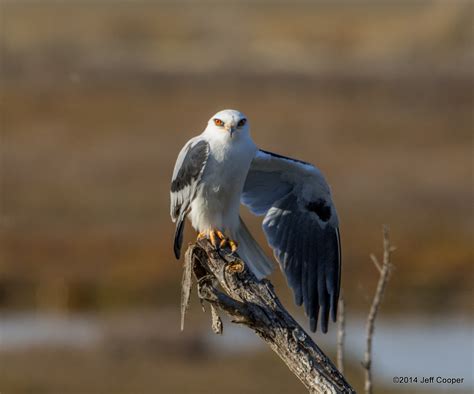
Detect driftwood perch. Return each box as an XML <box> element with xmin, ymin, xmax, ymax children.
<box><xmin>181</xmin><ymin>239</ymin><xmax>355</xmax><ymax>394</ymax></box>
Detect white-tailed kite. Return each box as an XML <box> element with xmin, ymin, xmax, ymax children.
<box><xmin>170</xmin><ymin>109</ymin><xmax>341</xmax><ymax>333</ymax></box>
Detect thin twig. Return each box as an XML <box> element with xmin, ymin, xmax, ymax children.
<box><xmin>184</xmin><ymin>239</ymin><xmax>355</xmax><ymax>394</ymax></box>
<box><xmin>336</xmin><ymin>294</ymin><xmax>346</xmax><ymax>374</ymax></box>
<box><xmin>363</xmin><ymin>226</ymin><xmax>394</xmax><ymax>394</ymax></box>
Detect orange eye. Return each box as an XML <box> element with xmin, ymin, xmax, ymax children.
<box><xmin>237</xmin><ymin>118</ymin><xmax>247</xmax><ymax>127</ymax></box>
<box><xmin>213</xmin><ymin>118</ymin><xmax>224</xmax><ymax>127</ymax></box>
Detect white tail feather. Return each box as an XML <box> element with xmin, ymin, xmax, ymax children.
<box><xmin>232</xmin><ymin>218</ymin><xmax>274</xmax><ymax>279</ymax></box>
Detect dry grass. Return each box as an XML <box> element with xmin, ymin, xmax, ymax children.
<box><xmin>2</xmin><ymin>74</ymin><xmax>472</xmax><ymax>314</ymax></box>
<box><xmin>0</xmin><ymin>0</ymin><xmax>472</xmax><ymax>315</ymax></box>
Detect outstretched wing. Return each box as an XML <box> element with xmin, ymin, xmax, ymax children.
<box><xmin>170</xmin><ymin>136</ymin><xmax>209</xmax><ymax>259</ymax></box>
<box><xmin>242</xmin><ymin>149</ymin><xmax>341</xmax><ymax>333</ymax></box>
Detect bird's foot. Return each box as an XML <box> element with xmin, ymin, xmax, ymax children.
<box><xmin>197</xmin><ymin>230</ymin><xmax>225</xmax><ymax>244</ymax></box>
<box><xmin>209</xmin><ymin>229</ymin><xmax>224</xmax><ymax>249</ymax></box>
<box><xmin>217</xmin><ymin>232</ymin><xmax>239</xmax><ymax>253</ymax></box>
<box><xmin>206</xmin><ymin>229</ymin><xmax>239</xmax><ymax>253</ymax></box>
<box><xmin>197</xmin><ymin>231</ymin><xmax>207</xmax><ymax>241</ymax></box>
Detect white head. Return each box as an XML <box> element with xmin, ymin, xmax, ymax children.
<box><xmin>204</xmin><ymin>109</ymin><xmax>249</xmax><ymax>140</ymax></box>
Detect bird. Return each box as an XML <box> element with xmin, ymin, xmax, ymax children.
<box><xmin>170</xmin><ymin>109</ymin><xmax>341</xmax><ymax>333</ymax></box>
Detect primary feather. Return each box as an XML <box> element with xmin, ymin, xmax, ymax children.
<box><xmin>242</xmin><ymin>150</ymin><xmax>341</xmax><ymax>333</ymax></box>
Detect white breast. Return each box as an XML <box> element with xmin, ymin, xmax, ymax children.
<box><xmin>189</xmin><ymin>132</ymin><xmax>257</xmax><ymax>233</ymax></box>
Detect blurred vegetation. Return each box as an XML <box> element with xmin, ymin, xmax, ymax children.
<box><xmin>0</xmin><ymin>1</ymin><xmax>473</xmax><ymax>392</ymax></box>
<box><xmin>1</xmin><ymin>0</ymin><xmax>472</xmax><ymax>315</ymax></box>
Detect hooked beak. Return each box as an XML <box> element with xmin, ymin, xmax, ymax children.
<box><xmin>227</xmin><ymin>127</ymin><xmax>236</xmax><ymax>138</ymax></box>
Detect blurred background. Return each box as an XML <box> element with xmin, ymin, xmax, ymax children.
<box><xmin>1</xmin><ymin>0</ymin><xmax>473</xmax><ymax>393</ymax></box>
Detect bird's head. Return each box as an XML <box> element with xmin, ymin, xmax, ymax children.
<box><xmin>206</xmin><ymin>109</ymin><xmax>249</xmax><ymax>140</ymax></box>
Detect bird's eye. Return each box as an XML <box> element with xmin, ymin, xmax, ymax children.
<box><xmin>237</xmin><ymin>119</ymin><xmax>247</xmax><ymax>127</ymax></box>
<box><xmin>213</xmin><ymin>119</ymin><xmax>224</xmax><ymax>127</ymax></box>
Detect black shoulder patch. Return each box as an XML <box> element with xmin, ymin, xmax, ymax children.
<box><xmin>259</xmin><ymin>149</ymin><xmax>311</xmax><ymax>166</ymax></box>
<box><xmin>306</xmin><ymin>199</ymin><xmax>331</xmax><ymax>222</ymax></box>
<box><xmin>171</xmin><ymin>140</ymin><xmax>209</xmax><ymax>193</ymax></box>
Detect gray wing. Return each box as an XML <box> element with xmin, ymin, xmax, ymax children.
<box><xmin>242</xmin><ymin>149</ymin><xmax>341</xmax><ymax>333</ymax></box>
<box><xmin>170</xmin><ymin>136</ymin><xmax>209</xmax><ymax>259</ymax></box>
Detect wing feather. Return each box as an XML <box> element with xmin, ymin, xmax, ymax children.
<box><xmin>170</xmin><ymin>137</ymin><xmax>209</xmax><ymax>258</ymax></box>
<box><xmin>242</xmin><ymin>149</ymin><xmax>341</xmax><ymax>333</ymax></box>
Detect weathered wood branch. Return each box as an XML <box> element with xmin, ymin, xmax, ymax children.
<box><xmin>363</xmin><ymin>226</ymin><xmax>395</xmax><ymax>394</ymax></box>
<box><xmin>181</xmin><ymin>239</ymin><xmax>355</xmax><ymax>394</ymax></box>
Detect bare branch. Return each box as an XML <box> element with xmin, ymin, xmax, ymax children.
<box><xmin>184</xmin><ymin>239</ymin><xmax>355</xmax><ymax>394</ymax></box>
<box><xmin>336</xmin><ymin>294</ymin><xmax>346</xmax><ymax>374</ymax></box>
<box><xmin>363</xmin><ymin>226</ymin><xmax>394</xmax><ymax>394</ymax></box>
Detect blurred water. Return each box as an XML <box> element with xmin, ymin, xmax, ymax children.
<box><xmin>0</xmin><ymin>312</ymin><xmax>102</xmax><ymax>349</ymax></box>
<box><xmin>1</xmin><ymin>312</ymin><xmax>472</xmax><ymax>391</ymax></box>
<box><xmin>343</xmin><ymin>316</ymin><xmax>474</xmax><ymax>391</ymax></box>
<box><xmin>206</xmin><ymin>315</ymin><xmax>474</xmax><ymax>391</ymax></box>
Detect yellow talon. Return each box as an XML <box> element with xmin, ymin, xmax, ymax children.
<box><xmin>205</xmin><ymin>229</ymin><xmax>237</xmax><ymax>252</ymax></box>
<box><xmin>229</xmin><ymin>240</ymin><xmax>238</xmax><ymax>253</ymax></box>
<box><xmin>197</xmin><ymin>231</ymin><xmax>206</xmax><ymax>240</ymax></box>
<box><xmin>209</xmin><ymin>230</ymin><xmax>218</xmax><ymax>248</ymax></box>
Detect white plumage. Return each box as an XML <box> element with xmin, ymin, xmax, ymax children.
<box><xmin>170</xmin><ymin>109</ymin><xmax>341</xmax><ymax>333</ymax></box>
<box><xmin>189</xmin><ymin>113</ymin><xmax>257</xmax><ymax>234</ymax></box>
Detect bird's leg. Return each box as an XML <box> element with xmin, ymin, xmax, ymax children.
<box><xmin>197</xmin><ymin>231</ymin><xmax>207</xmax><ymax>241</ymax></box>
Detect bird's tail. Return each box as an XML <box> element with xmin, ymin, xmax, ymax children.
<box><xmin>173</xmin><ymin>213</ymin><xmax>186</xmax><ymax>259</ymax></box>
<box><xmin>231</xmin><ymin>217</ymin><xmax>274</xmax><ymax>280</ymax></box>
